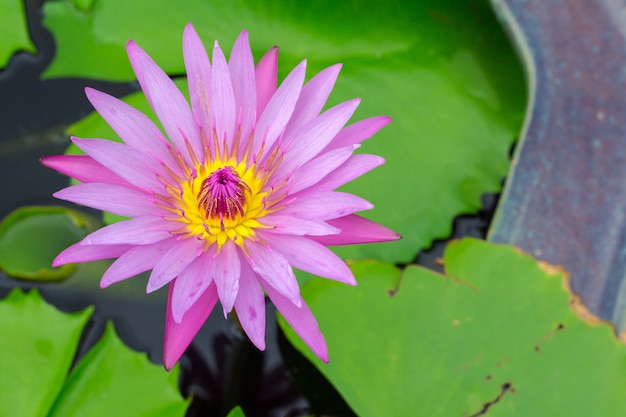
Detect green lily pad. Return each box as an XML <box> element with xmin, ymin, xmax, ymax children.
<box><xmin>0</xmin><ymin>0</ymin><xmax>36</xmax><ymax>69</ymax></box>
<box><xmin>0</xmin><ymin>206</ymin><xmax>97</xmax><ymax>281</ymax></box>
<box><xmin>0</xmin><ymin>289</ymin><xmax>92</xmax><ymax>417</ymax></box>
<box><xmin>47</xmin><ymin>322</ymin><xmax>186</xmax><ymax>417</ymax></box>
<box><xmin>0</xmin><ymin>289</ymin><xmax>188</xmax><ymax>417</ymax></box>
<box><xmin>280</xmin><ymin>238</ymin><xmax>626</xmax><ymax>416</ymax></box>
<box><xmin>226</xmin><ymin>407</ymin><xmax>246</xmax><ymax>417</ymax></box>
<box><xmin>48</xmin><ymin>0</ymin><xmax>525</xmax><ymax>264</ymax></box>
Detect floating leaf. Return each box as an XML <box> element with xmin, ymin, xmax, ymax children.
<box><xmin>0</xmin><ymin>206</ymin><xmax>96</xmax><ymax>281</ymax></box>
<box><xmin>226</xmin><ymin>406</ymin><xmax>246</xmax><ymax>417</ymax></box>
<box><xmin>47</xmin><ymin>322</ymin><xmax>186</xmax><ymax>417</ymax></box>
<box><xmin>70</xmin><ymin>0</ymin><xmax>96</xmax><ymax>13</ymax></box>
<box><xmin>48</xmin><ymin>0</ymin><xmax>525</xmax><ymax>263</ymax></box>
<box><xmin>281</xmin><ymin>238</ymin><xmax>626</xmax><ymax>416</ymax></box>
<box><xmin>0</xmin><ymin>289</ymin><xmax>188</xmax><ymax>417</ymax></box>
<box><xmin>0</xmin><ymin>0</ymin><xmax>36</xmax><ymax>69</ymax></box>
<box><xmin>42</xmin><ymin>0</ymin><xmax>424</xmax><ymax>81</ymax></box>
<box><xmin>0</xmin><ymin>289</ymin><xmax>91</xmax><ymax>417</ymax></box>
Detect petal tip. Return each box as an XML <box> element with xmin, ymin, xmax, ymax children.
<box><xmin>172</xmin><ymin>309</ymin><xmax>184</xmax><ymax>324</ymax></box>
<box><xmin>125</xmin><ymin>39</ymin><xmax>137</xmax><ymax>54</ymax></box>
<box><xmin>378</xmin><ymin>115</ymin><xmax>393</xmax><ymax>129</ymax></box>
<box><xmin>51</xmin><ymin>256</ymin><xmax>65</xmax><ymax>268</ymax></box>
<box><xmin>39</xmin><ymin>155</ymin><xmax>52</xmax><ymax>168</ymax></box>
<box><xmin>236</xmin><ymin>29</ymin><xmax>249</xmax><ymax>41</ymax></box>
<box><xmin>163</xmin><ymin>355</ymin><xmax>178</xmax><ymax>372</ymax></box>
<box><xmin>313</xmin><ymin>338</ymin><xmax>329</xmax><ymax>363</ymax></box>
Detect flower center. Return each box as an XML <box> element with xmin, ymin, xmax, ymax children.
<box><xmin>159</xmin><ymin>139</ymin><xmax>287</xmax><ymax>251</ymax></box>
<box><xmin>160</xmin><ymin>157</ymin><xmax>269</xmax><ymax>250</ymax></box>
<box><xmin>198</xmin><ymin>166</ymin><xmax>251</xmax><ymax>227</ymax></box>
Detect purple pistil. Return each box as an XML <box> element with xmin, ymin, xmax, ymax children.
<box><xmin>198</xmin><ymin>166</ymin><xmax>251</xmax><ymax>225</ymax></box>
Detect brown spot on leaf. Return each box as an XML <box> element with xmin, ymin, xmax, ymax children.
<box><xmin>427</xmin><ymin>10</ymin><xmax>458</xmax><ymax>28</ymax></box>
<box><xmin>536</xmin><ymin>260</ymin><xmax>568</xmax><ymax>277</ymax></box>
<box><xmin>468</xmin><ymin>382</ymin><xmax>514</xmax><ymax>416</ymax></box>
<box><xmin>496</xmin><ymin>357</ymin><xmax>509</xmax><ymax>367</ymax></box>
<box><xmin>532</xmin><ymin>258</ymin><xmax>626</xmax><ymax>343</ymax></box>
<box><xmin>555</xmin><ymin>264</ymin><xmax>626</xmax><ymax>342</ymax></box>
<box><xmin>534</xmin><ymin>323</ymin><xmax>565</xmax><ymax>353</ymax></box>
<box><xmin>454</xmin><ymin>355</ymin><xmax>483</xmax><ymax>373</ymax></box>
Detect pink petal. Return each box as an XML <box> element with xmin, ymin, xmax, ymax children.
<box><xmin>255</xmin><ymin>46</ymin><xmax>278</xmax><ymax>116</ymax></box>
<box><xmin>276</xmin><ymin>99</ymin><xmax>360</xmax><ymax>177</ymax></box>
<box><xmin>253</xmin><ymin>60</ymin><xmax>306</xmax><ymax>159</ymax></box>
<box><xmin>234</xmin><ymin>262</ymin><xmax>266</xmax><ymax>350</ymax></box>
<box><xmin>163</xmin><ymin>280</ymin><xmax>218</xmax><ymax>370</ymax></box>
<box><xmin>53</xmin><ymin>242</ymin><xmax>131</xmax><ymax>267</ymax></box>
<box><xmin>127</xmin><ymin>40</ymin><xmax>203</xmax><ymax>164</ymax></box>
<box><xmin>127</xmin><ymin>40</ymin><xmax>147</xmax><ymax>91</ymax></box>
<box><xmin>183</xmin><ymin>23</ymin><xmax>212</xmax><ymax>143</ymax></box>
<box><xmin>287</xmin><ymin>145</ymin><xmax>357</xmax><ymax>194</ymax></box>
<box><xmin>283</xmin><ymin>64</ymin><xmax>342</xmax><ymax>140</ymax></box>
<box><xmin>171</xmin><ymin>246</ymin><xmax>217</xmax><ymax>323</ymax></box>
<box><xmin>41</xmin><ymin>155</ymin><xmax>126</xmax><ymax>186</ymax></box>
<box><xmin>53</xmin><ymin>183</ymin><xmax>156</xmax><ymax>217</ymax></box>
<box><xmin>228</xmin><ymin>30</ymin><xmax>257</xmax><ymax>149</ymax></box>
<box><xmin>261</xmin><ymin>277</ymin><xmax>328</xmax><ymax>362</ymax></box>
<box><xmin>306</xmin><ymin>154</ymin><xmax>385</xmax><ymax>193</ymax></box>
<box><xmin>211</xmin><ymin>40</ymin><xmax>237</xmax><ymax>152</ymax></box>
<box><xmin>71</xmin><ymin>138</ymin><xmax>161</xmax><ymax>191</ymax></box>
<box><xmin>324</xmin><ymin>115</ymin><xmax>391</xmax><ymax>151</ymax></box>
<box><xmin>311</xmin><ymin>214</ymin><xmax>401</xmax><ymax>246</ymax></box>
<box><xmin>212</xmin><ymin>240</ymin><xmax>241</xmax><ymax>315</ymax></box>
<box><xmin>82</xmin><ymin>216</ymin><xmax>177</xmax><ymax>245</ymax></box>
<box><xmin>100</xmin><ymin>238</ymin><xmax>177</xmax><ymax>287</ymax></box>
<box><xmin>279</xmin><ymin>191</ymin><xmax>373</xmax><ymax>220</ymax></box>
<box><xmin>84</xmin><ymin>88</ymin><xmax>181</xmax><ymax>173</ymax></box>
<box><xmin>244</xmin><ymin>240</ymin><xmax>300</xmax><ymax>306</ymax></box>
<box><xmin>261</xmin><ymin>232</ymin><xmax>355</xmax><ymax>285</ymax></box>
<box><xmin>147</xmin><ymin>237</ymin><xmax>205</xmax><ymax>293</ymax></box>
<box><xmin>260</xmin><ymin>215</ymin><xmax>339</xmax><ymax>236</ymax></box>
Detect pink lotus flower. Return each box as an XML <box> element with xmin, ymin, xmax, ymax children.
<box><xmin>42</xmin><ymin>24</ymin><xmax>399</xmax><ymax>370</ymax></box>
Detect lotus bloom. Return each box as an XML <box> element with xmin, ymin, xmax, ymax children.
<box><xmin>42</xmin><ymin>24</ymin><xmax>399</xmax><ymax>370</ymax></box>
